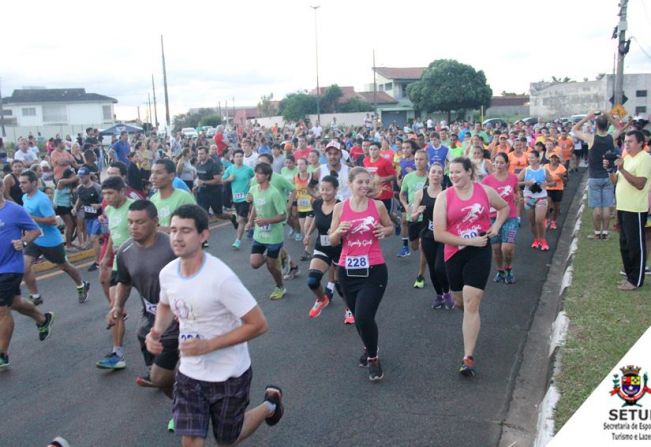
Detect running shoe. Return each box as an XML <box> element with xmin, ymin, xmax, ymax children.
<box><xmin>168</xmin><ymin>418</ymin><xmax>175</xmax><ymax>433</ymax></box>
<box><xmin>136</xmin><ymin>374</ymin><xmax>154</xmax><ymax>387</ymax></box>
<box><xmin>443</xmin><ymin>292</ymin><xmax>454</xmax><ymax>310</ymax></box>
<box><xmin>96</xmin><ymin>352</ymin><xmax>126</xmax><ymax>370</ymax></box>
<box><xmin>647</xmin><ymin>266</ymin><xmax>651</xmax><ymax>276</ymax></box>
<box><xmin>549</xmin><ymin>221</ymin><xmax>558</xmax><ymax>230</ymax></box>
<box><xmin>0</xmin><ymin>352</ymin><xmax>9</xmax><ymax>371</ymax></box>
<box><xmin>530</xmin><ymin>239</ymin><xmax>541</xmax><ymax>249</ymax></box>
<box><xmin>413</xmin><ymin>275</ymin><xmax>425</xmax><ymax>288</ymax></box>
<box><xmin>87</xmin><ymin>262</ymin><xmax>99</xmax><ymax>272</ymax></box>
<box><xmin>232</xmin><ymin>240</ymin><xmax>241</xmax><ymax>250</ymax></box>
<box><xmin>77</xmin><ymin>281</ymin><xmax>90</xmax><ymax>304</ymax></box>
<box><xmin>358</xmin><ymin>348</ymin><xmax>368</xmax><ymax>367</ymax></box>
<box><xmin>459</xmin><ymin>356</ymin><xmax>476</xmax><ymax>377</ymax></box>
<box><xmin>431</xmin><ymin>294</ymin><xmax>445</xmax><ymax>309</ymax></box>
<box><xmin>246</xmin><ymin>228</ymin><xmax>254</xmax><ymax>240</ymax></box>
<box><xmin>368</xmin><ymin>357</ymin><xmax>384</xmax><ymax>381</ymax></box>
<box><xmin>288</xmin><ymin>227</ymin><xmax>295</xmax><ymax>237</ymax></box>
<box><xmin>263</xmin><ymin>385</ymin><xmax>284</xmax><ymax>426</ymax></box>
<box><xmin>283</xmin><ymin>265</ymin><xmax>299</xmax><ymax>280</ymax></box>
<box><xmin>294</xmin><ymin>232</ymin><xmax>303</xmax><ymax>242</ymax></box>
<box><xmin>494</xmin><ymin>271</ymin><xmax>506</xmax><ymax>283</ymax></box>
<box><xmin>344</xmin><ymin>309</ymin><xmax>355</xmax><ymax>325</ymax></box>
<box><xmin>37</xmin><ymin>312</ymin><xmax>54</xmax><ymax>341</ymax></box>
<box><xmin>397</xmin><ymin>246</ymin><xmax>411</xmax><ymax>257</ymax></box>
<box><xmin>505</xmin><ymin>271</ymin><xmax>516</xmax><ymax>284</ymax></box>
<box><xmin>539</xmin><ymin>239</ymin><xmax>550</xmax><ymax>251</ymax></box>
<box><xmin>230</xmin><ymin>214</ymin><xmax>238</xmax><ymax>229</ymax></box>
<box><xmin>29</xmin><ymin>294</ymin><xmax>43</xmax><ymax>306</ymax></box>
<box><xmin>269</xmin><ymin>287</ymin><xmax>287</xmax><ymax>300</ymax></box>
<box><xmin>309</xmin><ymin>297</ymin><xmax>330</xmax><ymax>319</ymax></box>
<box><xmin>325</xmin><ymin>286</ymin><xmax>334</xmax><ymax>302</ymax></box>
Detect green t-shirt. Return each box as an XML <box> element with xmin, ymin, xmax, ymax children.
<box><xmin>280</xmin><ymin>166</ymin><xmax>298</xmax><ymax>184</ymax></box>
<box><xmin>250</xmin><ymin>184</ymin><xmax>287</xmax><ymax>244</ymax></box>
<box><xmin>251</xmin><ymin>173</ymin><xmax>296</xmax><ymax>199</ymax></box>
<box><xmin>105</xmin><ymin>198</ymin><xmax>134</xmax><ymax>270</ymax></box>
<box><xmin>151</xmin><ymin>188</ymin><xmax>196</xmax><ymax>227</ymax></box>
<box><xmin>400</xmin><ymin>171</ymin><xmax>427</xmax><ymax>222</ymax></box>
<box><xmin>224</xmin><ymin>164</ymin><xmax>254</xmax><ymax>203</ymax></box>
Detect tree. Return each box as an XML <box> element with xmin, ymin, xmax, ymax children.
<box><xmin>551</xmin><ymin>76</ymin><xmax>574</xmax><ymax>83</ymax></box>
<box><xmin>279</xmin><ymin>92</ymin><xmax>317</xmax><ymax>122</ymax></box>
<box><xmin>321</xmin><ymin>84</ymin><xmax>343</xmax><ymax>113</ymax></box>
<box><xmin>257</xmin><ymin>93</ymin><xmax>277</xmax><ymax>117</ymax></box>
<box><xmin>340</xmin><ymin>97</ymin><xmax>374</xmax><ymax>113</ymax></box>
<box><xmin>172</xmin><ymin>108</ymin><xmax>220</xmax><ymax>131</ymax></box>
<box><xmin>199</xmin><ymin>114</ymin><xmax>222</xmax><ymax>127</ymax></box>
<box><xmin>407</xmin><ymin>59</ymin><xmax>492</xmax><ymax>123</ymax></box>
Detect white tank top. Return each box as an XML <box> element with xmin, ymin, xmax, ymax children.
<box><xmin>319</xmin><ymin>163</ymin><xmax>350</xmax><ymax>200</ymax></box>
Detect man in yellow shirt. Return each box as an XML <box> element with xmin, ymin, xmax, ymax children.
<box><xmin>606</xmin><ymin>130</ymin><xmax>651</xmax><ymax>290</ymax></box>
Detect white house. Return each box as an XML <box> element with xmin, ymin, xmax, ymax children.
<box><xmin>369</xmin><ymin>67</ymin><xmax>425</xmax><ymax>127</ymax></box>
<box><xmin>1</xmin><ymin>87</ymin><xmax>117</xmax><ymax>139</ymax></box>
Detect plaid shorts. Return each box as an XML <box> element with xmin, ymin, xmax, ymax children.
<box><xmin>173</xmin><ymin>368</ymin><xmax>252</xmax><ymax>443</ymax></box>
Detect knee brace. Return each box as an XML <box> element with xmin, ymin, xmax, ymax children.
<box><xmin>307</xmin><ymin>269</ymin><xmax>324</xmax><ymax>290</ymax></box>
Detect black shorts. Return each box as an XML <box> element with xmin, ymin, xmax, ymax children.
<box><xmin>408</xmin><ymin>221</ymin><xmax>424</xmax><ymax>241</ymax></box>
<box><xmin>251</xmin><ymin>240</ymin><xmax>283</xmax><ymax>259</ymax></box>
<box><xmin>173</xmin><ymin>368</ymin><xmax>252</xmax><ymax>444</ymax></box>
<box><xmin>0</xmin><ymin>273</ymin><xmax>23</xmax><ymax>307</ymax></box>
<box><xmin>233</xmin><ymin>202</ymin><xmax>250</xmax><ymax>219</ymax></box>
<box><xmin>445</xmin><ymin>245</ymin><xmax>492</xmax><ymax>291</ymax></box>
<box><xmin>137</xmin><ymin>322</ymin><xmax>179</xmax><ymax>370</ymax></box>
<box><xmin>197</xmin><ymin>187</ymin><xmax>223</xmax><ymax>216</ymax></box>
<box><xmin>24</xmin><ymin>243</ymin><xmax>67</xmax><ymax>265</ymax></box>
<box><xmin>298</xmin><ymin>210</ymin><xmax>314</xmax><ymax>218</ymax></box>
<box><xmin>55</xmin><ymin>206</ymin><xmax>72</xmax><ymax>216</ymax></box>
<box><xmin>547</xmin><ymin>190</ymin><xmax>564</xmax><ymax>203</ymax></box>
<box><xmin>312</xmin><ymin>244</ymin><xmax>342</xmax><ymax>266</ymax></box>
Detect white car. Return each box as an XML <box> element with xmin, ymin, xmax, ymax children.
<box><xmin>181</xmin><ymin>127</ymin><xmax>198</xmax><ymax>139</ymax></box>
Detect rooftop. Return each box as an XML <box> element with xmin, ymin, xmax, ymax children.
<box><xmin>373</xmin><ymin>67</ymin><xmax>426</xmax><ymax>80</ymax></box>
<box><xmin>2</xmin><ymin>88</ymin><xmax>117</xmax><ymax>104</ymax></box>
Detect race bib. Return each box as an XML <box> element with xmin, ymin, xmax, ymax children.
<box><xmin>259</xmin><ymin>224</ymin><xmax>271</xmax><ymax>232</ymax></box>
<box><xmin>428</xmin><ymin>221</ymin><xmax>434</xmax><ymax>231</ymax></box>
<box><xmin>83</xmin><ymin>205</ymin><xmax>97</xmax><ymax>214</ymax></box>
<box><xmin>345</xmin><ymin>255</ymin><xmax>369</xmax><ymax>277</ymax></box>
<box><xmin>233</xmin><ymin>192</ymin><xmax>246</xmax><ymax>201</ymax></box>
<box><xmin>460</xmin><ymin>229</ymin><xmax>479</xmax><ymax>239</ymax></box>
<box><xmin>320</xmin><ymin>235</ymin><xmax>331</xmax><ymax>246</ymax></box>
<box><xmin>298</xmin><ymin>198</ymin><xmax>310</xmax><ymax>208</ymax></box>
<box><xmin>179</xmin><ymin>332</ymin><xmax>200</xmax><ymax>342</ymax></box>
<box><xmin>142</xmin><ymin>297</ymin><xmax>157</xmax><ymax>315</ymax></box>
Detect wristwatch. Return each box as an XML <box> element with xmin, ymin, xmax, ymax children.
<box><xmin>22</xmin><ymin>240</ymin><xmax>28</xmax><ymax>248</ymax></box>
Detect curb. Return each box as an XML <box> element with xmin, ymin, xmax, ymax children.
<box><xmin>33</xmin><ymin>217</ymin><xmax>230</xmax><ymax>277</ymax></box>
<box><xmin>498</xmin><ymin>173</ymin><xmax>588</xmax><ymax>447</ymax></box>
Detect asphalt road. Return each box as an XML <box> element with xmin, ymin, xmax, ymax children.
<box><xmin>1</xmin><ymin>172</ymin><xmax>583</xmax><ymax>447</ymax></box>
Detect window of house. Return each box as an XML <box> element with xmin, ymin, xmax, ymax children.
<box><xmin>635</xmin><ymin>106</ymin><xmax>647</xmax><ymax>115</ymax></box>
<box><xmin>636</xmin><ymin>90</ymin><xmax>647</xmax><ymax>97</ymax></box>
<box><xmin>401</xmin><ymin>84</ymin><xmax>408</xmax><ymax>98</ymax></box>
<box><xmin>102</xmin><ymin>105</ymin><xmax>112</xmax><ymax>121</ymax></box>
<box><xmin>21</xmin><ymin>107</ymin><xmax>36</xmax><ymax>117</ymax></box>
<box><xmin>42</xmin><ymin>104</ymin><xmax>67</xmax><ymax>123</ymax></box>
<box><xmin>384</xmin><ymin>82</ymin><xmax>393</xmax><ymax>92</ymax></box>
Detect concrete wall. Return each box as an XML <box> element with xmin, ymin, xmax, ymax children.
<box><xmin>252</xmin><ymin>112</ymin><xmax>369</xmax><ymax>128</ymax></box>
<box><xmin>485</xmin><ymin>105</ymin><xmax>528</xmax><ymax>118</ymax></box>
<box><xmin>2</xmin><ymin>123</ymin><xmax>111</xmax><ymax>142</ymax></box>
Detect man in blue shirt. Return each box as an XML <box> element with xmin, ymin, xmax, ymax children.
<box><xmin>426</xmin><ymin>131</ymin><xmax>449</xmax><ymax>168</ymax></box>
<box><xmin>19</xmin><ymin>170</ymin><xmax>90</xmax><ymax>305</ymax></box>
<box><xmin>111</xmin><ymin>131</ymin><xmax>131</xmax><ymax>165</ymax></box>
<box><xmin>0</xmin><ymin>180</ymin><xmax>54</xmax><ymax>370</ymax></box>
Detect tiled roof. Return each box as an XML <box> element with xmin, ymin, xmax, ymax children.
<box><xmin>357</xmin><ymin>91</ymin><xmax>398</xmax><ymax>104</ymax></box>
<box><xmin>2</xmin><ymin>88</ymin><xmax>117</xmax><ymax>104</ymax></box>
<box><xmin>373</xmin><ymin>67</ymin><xmax>425</xmax><ymax>80</ymax></box>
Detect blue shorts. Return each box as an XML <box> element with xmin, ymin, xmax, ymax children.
<box><xmin>85</xmin><ymin>218</ymin><xmax>103</xmax><ymax>236</ymax></box>
<box><xmin>490</xmin><ymin>217</ymin><xmax>519</xmax><ymax>245</ymax></box>
<box><xmin>251</xmin><ymin>240</ymin><xmax>283</xmax><ymax>259</ymax></box>
<box><xmin>588</xmin><ymin>177</ymin><xmax>615</xmax><ymax>208</ymax></box>
<box><xmin>524</xmin><ymin>196</ymin><xmax>548</xmax><ymax>211</ymax></box>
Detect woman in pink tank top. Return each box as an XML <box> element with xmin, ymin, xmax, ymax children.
<box><xmin>433</xmin><ymin>157</ymin><xmax>509</xmax><ymax>377</ymax></box>
<box><xmin>329</xmin><ymin>167</ymin><xmax>394</xmax><ymax>382</ymax></box>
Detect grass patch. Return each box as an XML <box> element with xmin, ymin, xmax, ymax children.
<box><xmin>553</xmin><ymin>205</ymin><xmax>651</xmax><ymax>430</ymax></box>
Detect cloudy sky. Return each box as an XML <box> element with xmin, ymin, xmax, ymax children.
<box><xmin>3</xmin><ymin>0</ymin><xmax>651</xmax><ymax>124</ymax></box>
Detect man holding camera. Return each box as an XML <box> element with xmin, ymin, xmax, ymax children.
<box><xmin>573</xmin><ymin>112</ymin><xmax>623</xmax><ymax>240</ymax></box>
<box><xmin>605</xmin><ymin>130</ymin><xmax>651</xmax><ymax>290</ymax></box>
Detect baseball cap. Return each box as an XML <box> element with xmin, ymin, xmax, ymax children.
<box><xmin>325</xmin><ymin>140</ymin><xmax>341</xmax><ymax>151</ymax></box>
<box><xmin>40</xmin><ymin>160</ymin><xmax>50</xmax><ymax>168</ymax></box>
<box><xmin>77</xmin><ymin>167</ymin><xmax>90</xmax><ymax>176</ymax></box>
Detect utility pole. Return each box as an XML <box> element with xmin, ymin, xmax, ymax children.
<box><xmin>152</xmin><ymin>74</ymin><xmax>159</xmax><ymax>127</ymax></box>
<box><xmin>137</xmin><ymin>105</ymin><xmax>141</xmax><ymax>123</ymax></box>
<box><xmin>147</xmin><ymin>93</ymin><xmax>152</xmax><ymax>127</ymax></box>
<box><xmin>311</xmin><ymin>5</ymin><xmax>321</xmax><ymax>125</ymax></box>
<box><xmin>614</xmin><ymin>0</ymin><xmax>630</xmax><ymax>107</ymax></box>
<box><xmin>161</xmin><ymin>35</ymin><xmax>171</xmax><ymax>128</ymax></box>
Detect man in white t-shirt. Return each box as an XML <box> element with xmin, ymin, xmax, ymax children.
<box><xmin>13</xmin><ymin>138</ymin><xmax>38</xmax><ymax>167</ymax></box>
<box><xmin>146</xmin><ymin>204</ymin><xmax>284</xmax><ymax>446</ymax></box>
<box><xmin>241</xmin><ymin>139</ymin><xmax>259</xmax><ymax>169</ymax></box>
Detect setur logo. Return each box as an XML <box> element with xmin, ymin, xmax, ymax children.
<box><xmin>610</xmin><ymin>365</ymin><xmax>651</xmax><ymax>407</ymax></box>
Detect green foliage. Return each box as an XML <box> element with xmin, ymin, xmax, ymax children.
<box><xmin>199</xmin><ymin>114</ymin><xmax>222</xmax><ymax>127</ymax></box>
<box><xmin>408</xmin><ymin>59</ymin><xmax>492</xmax><ymax>115</ymax></box>
<box><xmin>172</xmin><ymin>108</ymin><xmax>220</xmax><ymax>131</ymax></box>
<box><xmin>321</xmin><ymin>85</ymin><xmax>343</xmax><ymax>113</ymax></box>
<box><xmin>339</xmin><ymin>97</ymin><xmax>374</xmax><ymax>113</ymax></box>
<box><xmin>279</xmin><ymin>92</ymin><xmax>317</xmax><ymax>122</ymax></box>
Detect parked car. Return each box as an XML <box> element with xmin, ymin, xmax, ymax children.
<box><xmin>569</xmin><ymin>114</ymin><xmax>587</xmax><ymax>123</ymax></box>
<box><xmin>181</xmin><ymin>127</ymin><xmax>198</xmax><ymax>139</ymax></box>
<box><xmin>482</xmin><ymin>118</ymin><xmax>508</xmax><ymax>129</ymax></box>
<box><xmin>520</xmin><ymin>116</ymin><xmax>539</xmax><ymax>126</ymax></box>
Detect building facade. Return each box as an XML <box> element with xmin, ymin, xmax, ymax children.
<box><xmin>529</xmin><ymin>74</ymin><xmax>651</xmax><ymax>118</ymax></box>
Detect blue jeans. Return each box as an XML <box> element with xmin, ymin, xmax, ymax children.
<box><xmin>588</xmin><ymin>177</ymin><xmax>615</xmax><ymax>208</ymax></box>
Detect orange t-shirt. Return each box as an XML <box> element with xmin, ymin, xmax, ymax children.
<box><xmin>557</xmin><ymin>137</ymin><xmax>574</xmax><ymax>161</ymax></box>
<box><xmin>508</xmin><ymin>151</ymin><xmax>529</xmax><ymax>174</ymax></box>
<box><xmin>545</xmin><ymin>164</ymin><xmax>567</xmax><ymax>190</ymax></box>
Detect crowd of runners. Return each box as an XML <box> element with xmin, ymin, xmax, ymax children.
<box><xmin>1</xmin><ymin>111</ymin><xmax>650</xmax><ymax>446</ymax></box>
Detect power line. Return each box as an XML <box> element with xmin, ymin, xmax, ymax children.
<box><xmin>630</xmin><ymin>36</ymin><xmax>651</xmax><ymax>61</ymax></box>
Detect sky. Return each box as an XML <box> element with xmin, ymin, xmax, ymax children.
<box><xmin>3</xmin><ymin>0</ymin><xmax>651</xmax><ymax>125</ymax></box>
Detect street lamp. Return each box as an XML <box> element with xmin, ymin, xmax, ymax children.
<box><xmin>311</xmin><ymin>5</ymin><xmax>320</xmax><ymax>125</ymax></box>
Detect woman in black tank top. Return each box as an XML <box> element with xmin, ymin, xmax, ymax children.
<box><xmin>5</xmin><ymin>161</ymin><xmax>25</xmax><ymax>205</ymax></box>
<box><xmin>410</xmin><ymin>163</ymin><xmax>451</xmax><ymax>309</ymax></box>
<box><xmin>303</xmin><ymin>175</ymin><xmax>354</xmax><ymax>323</ymax></box>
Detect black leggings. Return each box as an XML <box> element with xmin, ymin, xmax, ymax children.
<box><xmin>337</xmin><ymin>264</ymin><xmax>388</xmax><ymax>358</ymax></box>
<box><xmin>421</xmin><ymin>236</ymin><xmax>449</xmax><ymax>294</ymax></box>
